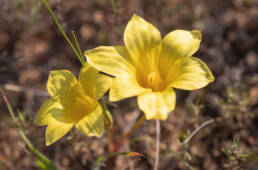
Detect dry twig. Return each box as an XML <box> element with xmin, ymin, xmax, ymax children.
<box><xmin>183</xmin><ymin>119</ymin><xmax>215</xmax><ymax>146</ymax></box>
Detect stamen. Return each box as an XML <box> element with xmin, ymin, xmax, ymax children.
<box><xmin>147</xmin><ymin>72</ymin><xmax>164</xmax><ymax>91</ymax></box>
<box><xmin>147</xmin><ymin>72</ymin><xmax>157</xmax><ymax>87</ymax></box>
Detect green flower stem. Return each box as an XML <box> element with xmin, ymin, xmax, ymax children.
<box><xmin>42</xmin><ymin>0</ymin><xmax>85</xmax><ymax>65</ymax></box>
<box><xmin>100</xmin><ymin>100</ymin><xmax>114</xmax><ymax>152</ymax></box>
<box><xmin>101</xmin><ymin>100</ymin><xmax>113</xmax><ymax>127</ymax></box>
<box><xmin>113</xmin><ymin>114</ymin><xmax>145</xmax><ymax>152</ymax></box>
<box><xmin>71</xmin><ymin>31</ymin><xmax>85</xmax><ymax>63</ymax></box>
<box><xmin>0</xmin><ymin>88</ymin><xmax>58</xmax><ymax>170</ymax></box>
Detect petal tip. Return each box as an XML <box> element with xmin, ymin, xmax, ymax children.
<box><xmin>209</xmin><ymin>73</ymin><xmax>215</xmax><ymax>82</ymax></box>
<box><xmin>191</xmin><ymin>30</ymin><xmax>202</xmax><ymax>41</ymax></box>
<box><xmin>131</xmin><ymin>13</ymin><xmax>140</xmax><ymax>19</ymax></box>
<box><xmin>48</xmin><ymin>70</ymin><xmax>57</xmax><ymax>78</ymax></box>
<box><xmin>84</xmin><ymin>50</ymin><xmax>90</xmax><ymax>57</ymax></box>
<box><xmin>45</xmin><ymin>139</ymin><xmax>55</xmax><ymax>146</ymax></box>
<box><xmin>45</xmin><ymin>141</ymin><xmax>51</xmax><ymax>146</ymax></box>
<box><xmin>45</xmin><ymin>136</ymin><xmax>53</xmax><ymax>146</ymax></box>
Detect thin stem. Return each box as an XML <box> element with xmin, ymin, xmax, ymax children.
<box><xmin>113</xmin><ymin>114</ymin><xmax>145</xmax><ymax>152</ymax></box>
<box><xmin>100</xmin><ymin>100</ymin><xmax>114</xmax><ymax>152</ymax></box>
<box><xmin>183</xmin><ymin>119</ymin><xmax>215</xmax><ymax>146</ymax></box>
<box><xmin>101</xmin><ymin>100</ymin><xmax>113</xmax><ymax>127</ymax></box>
<box><xmin>42</xmin><ymin>0</ymin><xmax>84</xmax><ymax>65</ymax></box>
<box><xmin>71</xmin><ymin>31</ymin><xmax>85</xmax><ymax>63</ymax></box>
<box><xmin>154</xmin><ymin>120</ymin><xmax>160</xmax><ymax>170</ymax></box>
<box><xmin>108</xmin><ymin>127</ymin><xmax>114</xmax><ymax>152</ymax></box>
<box><xmin>0</xmin><ymin>88</ymin><xmax>58</xmax><ymax>170</ymax></box>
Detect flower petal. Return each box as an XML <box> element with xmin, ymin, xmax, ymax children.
<box><xmin>137</xmin><ymin>88</ymin><xmax>176</xmax><ymax>120</ymax></box>
<box><xmin>79</xmin><ymin>63</ymin><xmax>113</xmax><ymax>100</ymax></box>
<box><xmin>95</xmin><ymin>74</ymin><xmax>113</xmax><ymax>100</ymax></box>
<box><xmin>34</xmin><ymin>98</ymin><xmax>62</xmax><ymax>126</ymax></box>
<box><xmin>47</xmin><ymin>70</ymin><xmax>78</xmax><ymax>97</ymax></box>
<box><xmin>124</xmin><ymin>14</ymin><xmax>161</xmax><ymax>65</ymax></box>
<box><xmin>85</xmin><ymin>46</ymin><xmax>133</xmax><ymax>76</ymax></box>
<box><xmin>75</xmin><ymin>103</ymin><xmax>104</xmax><ymax>137</ymax></box>
<box><xmin>58</xmin><ymin>83</ymin><xmax>95</xmax><ymax>122</ymax></box>
<box><xmin>170</xmin><ymin>57</ymin><xmax>215</xmax><ymax>90</ymax></box>
<box><xmin>45</xmin><ymin>119</ymin><xmax>74</xmax><ymax>146</ymax></box>
<box><xmin>161</xmin><ymin>30</ymin><xmax>201</xmax><ymax>61</ymax></box>
<box><xmin>109</xmin><ymin>72</ymin><xmax>150</xmax><ymax>102</ymax></box>
<box><xmin>79</xmin><ymin>63</ymin><xmax>99</xmax><ymax>99</ymax></box>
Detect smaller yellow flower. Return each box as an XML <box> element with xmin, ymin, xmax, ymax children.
<box><xmin>34</xmin><ymin>64</ymin><xmax>112</xmax><ymax>145</ymax></box>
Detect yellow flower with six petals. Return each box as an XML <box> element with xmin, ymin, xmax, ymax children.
<box><xmin>34</xmin><ymin>64</ymin><xmax>112</xmax><ymax>145</ymax></box>
<box><xmin>85</xmin><ymin>14</ymin><xmax>214</xmax><ymax>120</ymax></box>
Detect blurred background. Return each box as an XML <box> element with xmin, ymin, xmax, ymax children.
<box><xmin>0</xmin><ymin>0</ymin><xmax>258</xmax><ymax>169</ymax></box>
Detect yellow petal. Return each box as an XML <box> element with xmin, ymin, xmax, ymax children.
<box><xmin>79</xmin><ymin>63</ymin><xmax>113</xmax><ymax>100</ymax></box>
<box><xmin>109</xmin><ymin>72</ymin><xmax>150</xmax><ymax>102</ymax></box>
<box><xmin>137</xmin><ymin>88</ymin><xmax>176</xmax><ymax>120</ymax></box>
<box><xmin>45</xmin><ymin>118</ymin><xmax>74</xmax><ymax>145</ymax></box>
<box><xmin>75</xmin><ymin>103</ymin><xmax>104</xmax><ymax>137</ymax></box>
<box><xmin>161</xmin><ymin>30</ymin><xmax>201</xmax><ymax>61</ymax></box>
<box><xmin>85</xmin><ymin>46</ymin><xmax>133</xmax><ymax>76</ymax></box>
<box><xmin>95</xmin><ymin>74</ymin><xmax>113</xmax><ymax>100</ymax></box>
<box><xmin>58</xmin><ymin>83</ymin><xmax>95</xmax><ymax>122</ymax></box>
<box><xmin>170</xmin><ymin>57</ymin><xmax>215</xmax><ymax>90</ymax></box>
<box><xmin>34</xmin><ymin>98</ymin><xmax>62</xmax><ymax>126</ymax></box>
<box><xmin>79</xmin><ymin>63</ymin><xmax>99</xmax><ymax>99</ymax></box>
<box><xmin>124</xmin><ymin>14</ymin><xmax>161</xmax><ymax>65</ymax></box>
<box><xmin>47</xmin><ymin>70</ymin><xmax>78</xmax><ymax>97</ymax></box>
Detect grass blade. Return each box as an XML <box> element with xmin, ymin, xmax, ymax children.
<box><xmin>0</xmin><ymin>88</ymin><xmax>58</xmax><ymax>170</ymax></box>
<box><xmin>42</xmin><ymin>0</ymin><xmax>85</xmax><ymax>65</ymax></box>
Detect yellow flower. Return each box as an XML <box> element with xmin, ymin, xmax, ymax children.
<box><xmin>34</xmin><ymin>64</ymin><xmax>112</xmax><ymax>145</ymax></box>
<box><xmin>85</xmin><ymin>14</ymin><xmax>214</xmax><ymax>121</ymax></box>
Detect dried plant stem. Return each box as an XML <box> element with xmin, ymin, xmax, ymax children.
<box><xmin>113</xmin><ymin>114</ymin><xmax>145</xmax><ymax>152</ymax></box>
<box><xmin>183</xmin><ymin>119</ymin><xmax>215</xmax><ymax>146</ymax></box>
<box><xmin>108</xmin><ymin>127</ymin><xmax>114</xmax><ymax>152</ymax></box>
<box><xmin>3</xmin><ymin>84</ymin><xmax>48</xmax><ymax>96</ymax></box>
<box><xmin>154</xmin><ymin>120</ymin><xmax>160</xmax><ymax>170</ymax></box>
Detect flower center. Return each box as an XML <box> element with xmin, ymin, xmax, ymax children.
<box><xmin>60</xmin><ymin>85</ymin><xmax>95</xmax><ymax>123</ymax></box>
<box><xmin>137</xmin><ymin>69</ymin><xmax>167</xmax><ymax>92</ymax></box>
<box><xmin>147</xmin><ymin>72</ymin><xmax>159</xmax><ymax>89</ymax></box>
